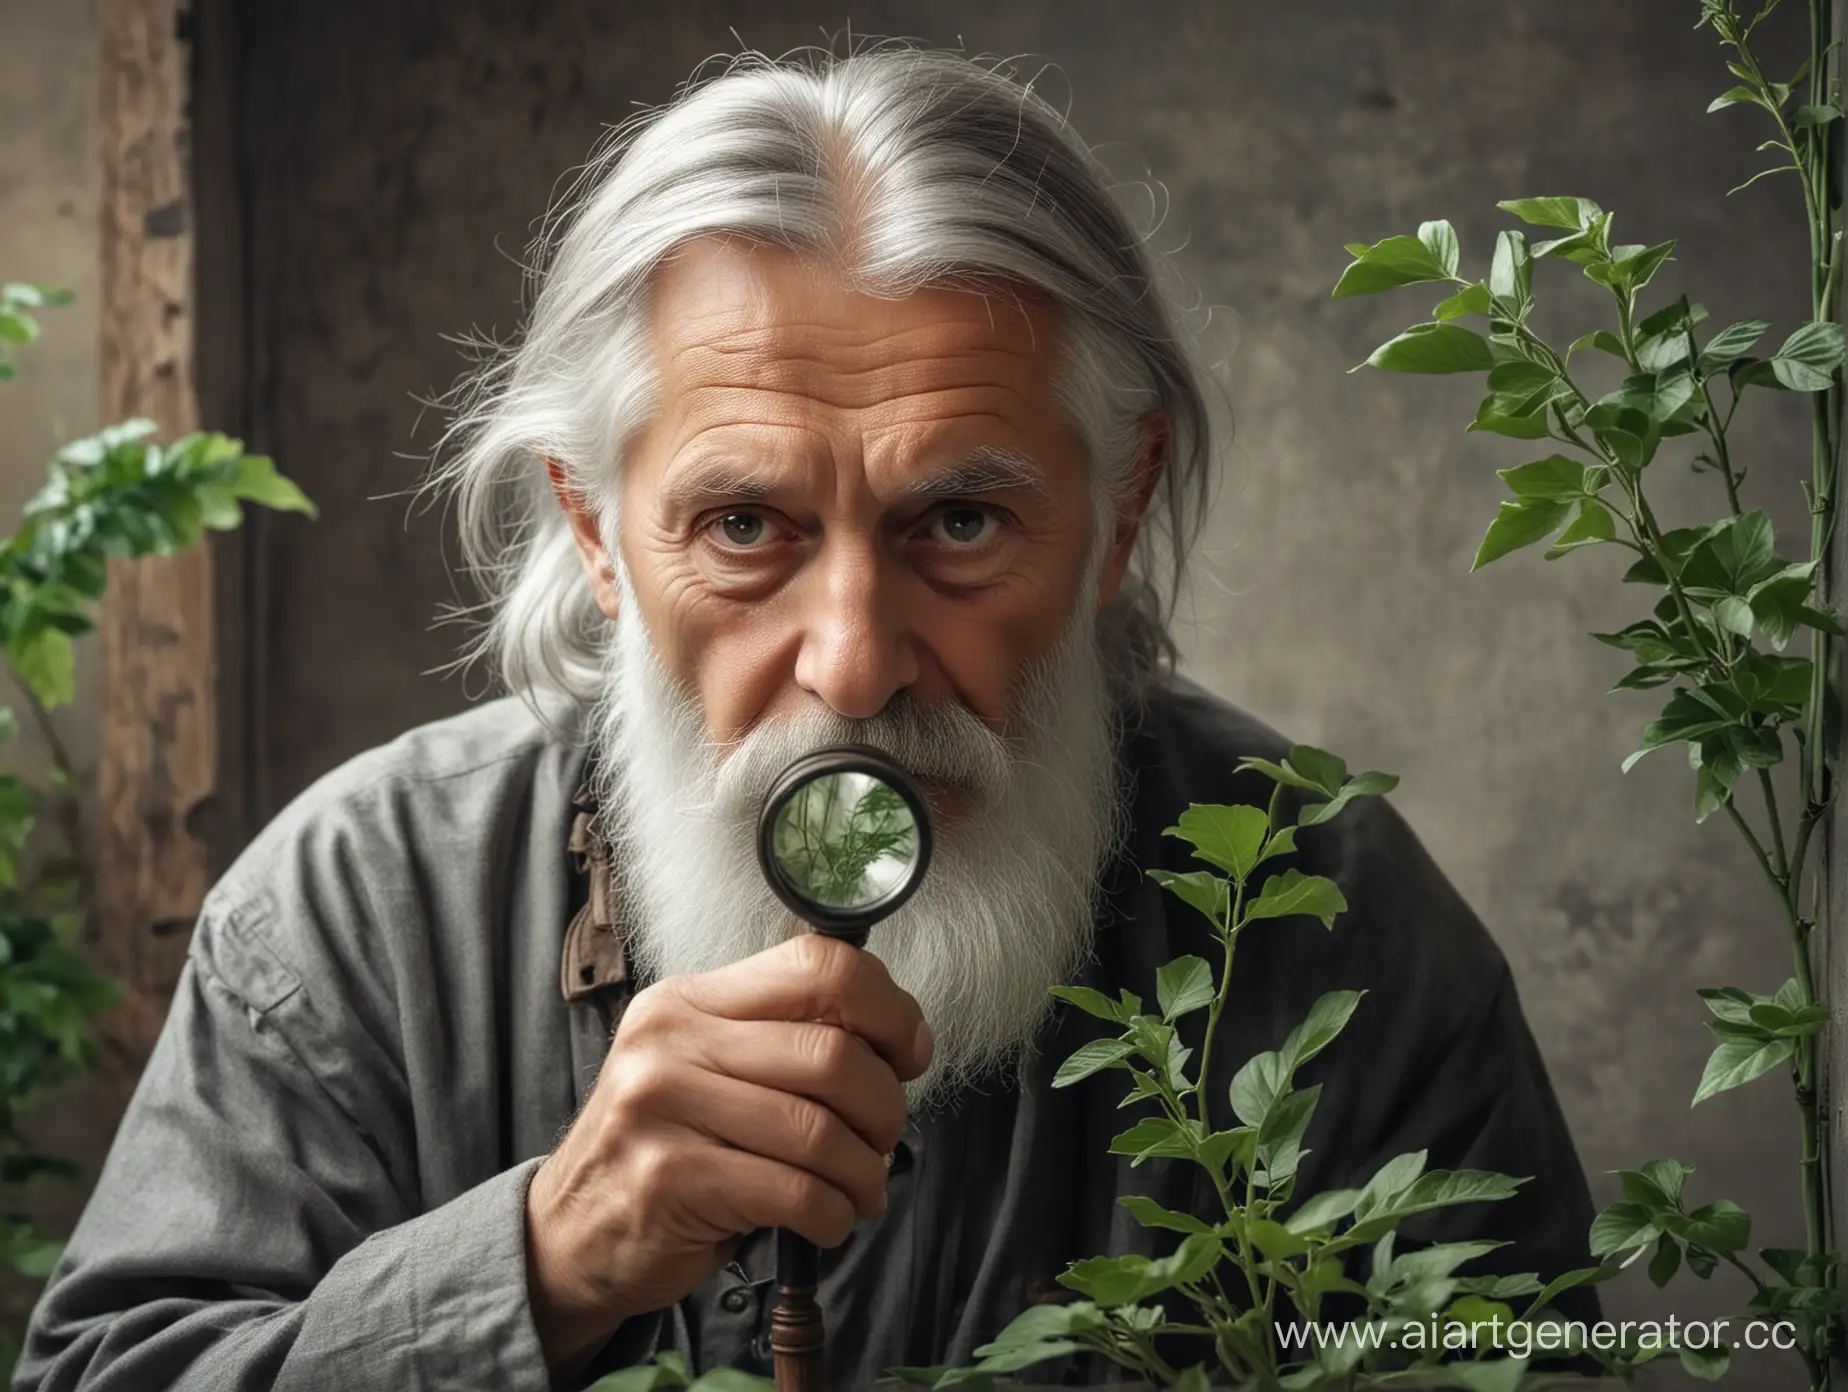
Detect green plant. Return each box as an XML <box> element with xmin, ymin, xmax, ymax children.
<box><xmin>896</xmin><ymin>750</ymin><xmax>1681</xmax><ymax>1390</ymax></box>
<box><xmin>772</xmin><ymin>775</ymin><xmax>918</xmax><ymax>907</ymax></box>
<box><xmin>0</xmin><ymin>280</ymin><xmax>314</xmax><ymax>1369</ymax></box>
<box><xmin>1324</xmin><ymin>2</ymin><xmax>1844</xmax><ymax>1387</ymax></box>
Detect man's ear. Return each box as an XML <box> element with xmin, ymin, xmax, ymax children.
<box><xmin>1096</xmin><ymin>414</ymin><xmax>1169</xmax><ymax>609</ymax></box>
<box><xmin>545</xmin><ymin>456</ymin><xmax>622</xmax><ymax>622</ymax></box>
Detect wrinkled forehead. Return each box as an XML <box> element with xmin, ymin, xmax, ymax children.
<box><xmin>641</xmin><ymin>238</ymin><xmax>1073</xmax><ymax>417</ymax></box>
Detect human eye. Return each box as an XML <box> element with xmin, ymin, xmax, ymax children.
<box><xmin>922</xmin><ymin>503</ymin><xmax>1006</xmax><ymax>548</ymax></box>
<box><xmin>705</xmin><ymin>509</ymin><xmax>779</xmax><ymax>550</ymax></box>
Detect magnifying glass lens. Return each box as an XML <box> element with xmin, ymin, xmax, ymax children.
<box><xmin>757</xmin><ymin>745</ymin><xmax>933</xmax><ymax>935</ymax></box>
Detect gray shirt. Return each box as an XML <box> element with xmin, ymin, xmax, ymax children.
<box><xmin>17</xmin><ymin>674</ymin><xmax>1599</xmax><ymax>1390</ymax></box>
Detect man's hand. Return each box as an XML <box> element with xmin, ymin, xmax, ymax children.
<box><xmin>522</xmin><ymin>933</ymin><xmax>933</xmax><ymax>1377</ymax></box>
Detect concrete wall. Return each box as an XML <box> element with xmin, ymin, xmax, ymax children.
<box><xmin>5</xmin><ymin>0</ymin><xmax>1835</xmax><ymax>1384</ymax></box>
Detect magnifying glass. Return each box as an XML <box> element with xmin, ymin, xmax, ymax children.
<box><xmin>754</xmin><ymin>743</ymin><xmax>933</xmax><ymax>1391</ymax></box>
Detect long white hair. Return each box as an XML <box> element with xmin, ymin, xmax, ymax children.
<box><xmin>426</xmin><ymin>43</ymin><xmax>1221</xmax><ymax>717</ymax></box>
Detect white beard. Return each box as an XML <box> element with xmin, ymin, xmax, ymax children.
<box><xmin>588</xmin><ymin>572</ymin><xmax>1130</xmax><ymax>1118</ymax></box>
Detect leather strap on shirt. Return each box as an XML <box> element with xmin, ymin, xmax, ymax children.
<box><xmin>560</xmin><ymin>775</ymin><xmax>636</xmax><ymax>1034</ymax></box>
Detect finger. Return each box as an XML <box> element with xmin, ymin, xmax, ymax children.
<box><xmin>674</xmin><ymin>935</ymin><xmax>933</xmax><ymax>1081</ymax></box>
<box><xmin>659</xmin><ymin>1069</ymin><xmax>891</xmax><ymax>1218</ymax></box>
<box><xmin>693</xmin><ymin>1141</ymin><xmax>863</xmax><ymax>1250</ymax></box>
<box><xmin>694</xmin><ymin>1016</ymin><xmax>908</xmax><ymax>1153</ymax></box>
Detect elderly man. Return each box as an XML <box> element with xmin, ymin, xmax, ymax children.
<box><xmin>20</xmin><ymin>46</ymin><xmax>1597</xmax><ymax>1392</ymax></box>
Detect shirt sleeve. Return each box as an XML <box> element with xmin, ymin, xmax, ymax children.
<box><xmin>14</xmin><ymin>935</ymin><xmax>555</xmax><ymax>1392</ymax></box>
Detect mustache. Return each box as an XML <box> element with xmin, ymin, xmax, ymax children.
<box><xmin>708</xmin><ymin>692</ymin><xmax>1015</xmax><ymax>821</ymax></box>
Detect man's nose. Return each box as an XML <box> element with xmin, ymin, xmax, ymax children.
<box><xmin>792</xmin><ymin>541</ymin><xmax>919</xmax><ymax>720</ymax></box>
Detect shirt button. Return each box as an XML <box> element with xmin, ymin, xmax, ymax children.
<box><xmin>720</xmin><ymin>1287</ymin><xmax>751</xmax><ymax>1314</ymax></box>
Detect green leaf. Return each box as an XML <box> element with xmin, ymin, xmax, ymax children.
<box><xmin>1794</xmin><ymin>103</ymin><xmax>1843</xmax><ymax>129</ymax></box>
<box><xmin>1697</xmin><ymin>986</ymin><xmax>1755</xmax><ymax>1025</ymax></box>
<box><xmin>1145</xmin><ymin>865</ymin><xmax>1234</xmax><ymax>928</ymax></box>
<box><xmin>1257</xmin><ymin>824</ymin><xmax>1298</xmax><ymax>865</ymax></box>
<box><xmin>1284</xmin><ymin>745</ymin><xmax>1347</xmax><ymax>795</ymax></box>
<box><xmin>687</xmin><ymin>1372</ymin><xmax>775</xmax><ymax>1392</ymax></box>
<box><xmin>1495</xmin><ymin>197</ymin><xmax>1603</xmax><ymax>231</ymax></box>
<box><xmin>1498</xmin><ymin>454</ymin><xmax>1589</xmax><ymax>501</ymax></box>
<box><xmin>1256</xmin><ymin>1082</ymin><xmax>1320</xmax><ymax>1182</ymax></box>
<box><xmin>1109</xmin><ymin>1116</ymin><xmax>1194</xmax><ymax>1163</ymax></box>
<box><xmin>1418</xmin><ymin>220</ymin><xmax>1460</xmax><ymax>278</ymax></box>
<box><xmin>1769</xmin><ymin>320</ymin><xmax>1844</xmax><ymax>391</ymax></box>
<box><xmin>1280</xmin><ymin>990</ymin><xmax>1365</xmax><ymax>1072</ymax></box>
<box><xmin>1484</xmin><ymin>360</ymin><xmax>1558</xmax><ymax>414</ymax></box>
<box><xmin>1637</xmin><ymin>330</ymin><xmax>1693</xmax><ymax>373</ymax></box>
<box><xmin>1051</xmin><ymin>1038</ymin><xmax>1137</xmax><ymax>1089</ymax></box>
<box><xmin>1337</xmin><ymin>1167</ymin><xmax>1525</xmax><ymax>1248</ymax></box>
<box><xmin>1285</xmin><ymin>1187</ymin><xmax>1363</xmax><ymax>1234</ymax></box>
<box><xmin>1146</xmin><ymin>869</ymin><xmax>1228</xmax><ymax>928</ymax></box>
<box><xmin>1391</xmin><ymin>1240</ymin><xmax>1510</xmax><ymax>1283</ymax></box>
<box><xmin>1117</xmin><ymin>1194</ymin><xmax>1211</xmax><ymax>1235</ymax></box>
<box><xmin>1674</xmin><ymin>1199</ymin><xmax>1750</xmax><ymax>1253</ymax></box>
<box><xmin>1245</xmin><ymin>869</ymin><xmax>1347</xmax><ymax>929</ymax></box>
<box><xmin>1295</xmin><ymin>770</ymin><xmax>1399</xmax><ymax>828</ymax></box>
<box><xmin>1228</xmin><ymin>1050</ymin><xmax>1289</xmax><ymax>1130</ymax></box>
<box><xmin>1568</xmin><ymin>329</ymin><xmax>1630</xmax><ymax>361</ymax></box>
<box><xmin>1543</xmin><ymin>499</ymin><xmax>1616</xmax><ymax>558</ymax></box>
<box><xmin>1713</xmin><ymin>596</ymin><xmax>1755</xmax><ymax>637</ymax></box>
<box><xmin>8</xmin><ymin>1237</ymin><xmax>61</xmax><ymax>1279</ymax></box>
<box><xmin>1353</xmin><ymin>1150</ymin><xmax>1428</xmax><ymax>1220</ymax></box>
<box><xmin>1679</xmin><ymin>1344</ymin><xmax>1731</xmax><ymax>1381</ymax></box>
<box><xmin>1245</xmin><ymin>1217</ymin><xmax>1314</xmax><ymax>1262</ymax></box>
<box><xmin>1589</xmin><ymin>1201</ymin><xmax>1661</xmax><ymax>1261</ymax></box>
<box><xmin>1049</xmin><ymin>985</ymin><xmax>1125</xmax><ymax>1025</ymax></box>
<box><xmin>1057</xmin><ymin>1235</ymin><xmax>1220</xmax><ymax>1307</ymax></box>
<box><xmin>230</xmin><ymin>455</ymin><xmax>318</xmax><ymax>516</ymax></box>
<box><xmin>1747</xmin><ymin>561</ymin><xmax>1820</xmax><ymax>649</ymax></box>
<box><xmin>1471</xmin><ymin>499</ymin><xmax>1571</xmax><ymax>570</ymax></box>
<box><xmin>1332</xmin><ymin>233</ymin><xmax>1457</xmax><ymax>298</ymax></box>
<box><xmin>1517</xmin><ymin>1263</ymin><xmax>1623</xmax><ymax>1322</ymax></box>
<box><xmin>1639</xmin><ymin>1157</ymin><xmax>1695</xmax><ymax>1207</ymax></box>
<box><xmin>10</xmin><ymin>628</ymin><xmax>75</xmax><ymax>710</ymax></box>
<box><xmin>1432</xmin><ymin>282</ymin><xmax>1491</xmax><ymax>320</ymax></box>
<box><xmin>1487</xmin><ymin>229</ymin><xmax>1533</xmax><ymax>312</ymax></box>
<box><xmin>1709</xmin><ymin>84</ymin><xmax>1764</xmax><ymax>113</ymax></box>
<box><xmin>1589</xmin><ymin>239</ymin><xmax>1675</xmax><ymax>293</ymax></box>
<box><xmin>1467</xmin><ymin>394</ymin><xmax>1553</xmax><ymax>439</ymax></box>
<box><xmin>1356</xmin><ymin>323</ymin><xmax>1494</xmax><ymax>375</ymax></box>
<box><xmin>1532</xmin><ymin>212</ymin><xmax>1612</xmax><ymax>263</ymax></box>
<box><xmin>1156</xmin><ymin>956</ymin><xmax>1216</xmax><ymax>1022</ymax></box>
<box><xmin>1626</xmin><ymin>691</ymin><xmax>1738</xmax><ymax>773</ymax></box>
<box><xmin>1692</xmin><ymin>1036</ymin><xmax>1794</xmax><ymax>1105</ymax></box>
<box><xmin>1679</xmin><ymin>510</ymin><xmax>1782</xmax><ymax>596</ymax></box>
<box><xmin>1165</xmin><ymin>804</ymin><xmax>1270</xmax><ymax>879</ymax></box>
<box><xmin>196</xmin><ymin>483</ymin><xmax>243</xmax><ymax>531</ymax></box>
<box><xmin>1698</xmin><ymin>318</ymin><xmax>1771</xmax><ymax>371</ymax></box>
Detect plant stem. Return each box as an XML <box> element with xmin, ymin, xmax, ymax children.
<box><xmin>1761</xmin><ymin>767</ymin><xmax>1794</xmax><ymax>881</ymax></box>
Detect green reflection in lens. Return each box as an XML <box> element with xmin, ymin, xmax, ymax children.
<box><xmin>771</xmin><ymin>771</ymin><xmax>921</xmax><ymax>910</ymax></box>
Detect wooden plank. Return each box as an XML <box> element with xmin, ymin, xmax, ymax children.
<box><xmin>95</xmin><ymin>0</ymin><xmax>215</xmax><ymax>1069</ymax></box>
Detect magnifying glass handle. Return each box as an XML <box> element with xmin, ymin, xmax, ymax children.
<box><xmin>771</xmin><ymin>1227</ymin><xmax>825</xmax><ymax>1391</ymax></box>
<box><xmin>771</xmin><ymin>929</ymin><xmax>873</xmax><ymax>1390</ymax></box>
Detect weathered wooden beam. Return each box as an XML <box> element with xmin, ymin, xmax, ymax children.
<box><xmin>95</xmin><ymin>0</ymin><xmax>215</xmax><ymax>1070</ymax></box>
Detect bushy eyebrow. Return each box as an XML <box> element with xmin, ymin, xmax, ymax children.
<box><xmin>656</xmin><ymin>444</ymin><xmax>1051</xmax><ymax>513</ymax></box>
<box><xmin>656</xmin><ymin>466</ymin><xmax>779</xmax><ymax>514</ymax></box>
<box><xmin>899</xmin><ymin>446</ymin><xmax>1051</xmax><ymax>502</ymax></box>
